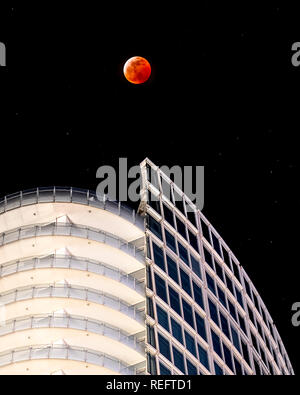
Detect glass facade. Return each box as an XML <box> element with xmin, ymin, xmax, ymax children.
<box><xmin>141</xmin><ymin>158</ymin><xmax>294</xmax><ymax>376</ymax></box>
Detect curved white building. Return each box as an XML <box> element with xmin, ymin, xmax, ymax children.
<box><xmin>0</xmin><ymin>188</ymin><xmax>146</xmax><ymax>375</ymax></box>
<box><xmin>0</xmin><ymin>159</ymin><xmax>294</xmax><ymax>375</ymax></box>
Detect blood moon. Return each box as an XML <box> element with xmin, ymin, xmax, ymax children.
<box><xmin>123</xmin><ymin>56</ymin><xmax>151</xmax><ymax>84</ymax></box>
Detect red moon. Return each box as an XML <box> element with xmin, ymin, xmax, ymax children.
<box><xmin>123</xmin><ymin>56</ymin><xmax>151</xmax><ymax>84</ymax></box>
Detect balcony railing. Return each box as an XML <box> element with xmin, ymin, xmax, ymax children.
<box><xmin>0</xmin><ymin>254</ymin><xmax>145</xmax><ymax>296</ymax></box>
<box><xmin>0</xmin><ymin>344</ymin><xmax>145</xmax><ymax>374</ymax></box>
<box><xmin>0</xmin><ymin>222</ymin><xmax>145</xmax><ymax>264</ymax></box>
<box><xmin>0</xmin><ymin>187</ymin><xmax>144</xmax><ymax>230</ymax></box>
<box><xmin>0</xmin><ymin>313</ymin><xmax>145</xmax><ymax>355</ymax></box>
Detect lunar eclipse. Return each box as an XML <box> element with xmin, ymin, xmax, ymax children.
<box><xmin>123</xmin><ymin>56</ymin><xmax>151</xmax><ymax>84</ymax></box>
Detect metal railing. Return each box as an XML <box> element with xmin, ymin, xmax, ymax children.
<box><xmin>0</xmin><ymin>313</ymin><xmax>145</xmax><ymax>355</ymax></box>
<box><xmin>0</xmin><ymin>344</ymin><xmax>145</xmax><ymax>374</ymax></box>
<box><xmin>0</xmin><ymin>284</ymin><xmax>145</xmax><ymax>325</ymax></box>
<box><xmin>0</xmin><ymin>222</ymin><xmax>145</xmax><ymax>264</ymax></box>
<box><xmin>0</xmin><ymin>187</ymin><xmax>144</xmax><ymax>230</ymax></box>
<box><xmin>0</xmin><ymin>254</ymin><xmax>145</xmax><ymax>296</ymax></box>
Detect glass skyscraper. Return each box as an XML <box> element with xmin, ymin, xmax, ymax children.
<box><xmin>0</xmin><ymin>158</ymin><xmax>294</xmax><ymax>375</ymax></box>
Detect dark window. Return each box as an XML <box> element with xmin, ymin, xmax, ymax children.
<box><xmin>200</xmin><ymin>219</ymin><xmax>210</xmax><ymax>242</ymax></box>
<box><xmin>248</xmin><ymin>305</ymin><xmax>255</xmax><ymax>325</ymax></box>
<box><xmin>225</xmin><ymin>274</ymin><xmax>234</xmax><ymax>294</ymax></box>
<box><xmin>146</xmin><ymin>265</ymin><xmax>153</xmax><ymax>290</ymax></box>
<box><xmin>147</xmin><ymin>325</ymin><xmax>156</xmax><ymax>348</ymax></box>
<box><xmin>172</xmin><ymin>346</ymin><xmax>185</xmax><ymax>373</ymax></box>
<box><xmin>211</xmin><ymin>330</ymin><xmax>222</xmax><ymax>359</ymax></box>
<box><xmin>195</xmin><ymin>312</ymin><xmax>207</xmax><ymax>342</ymax></box>
<box><xmin>232</xmin><ymin>261</ymin><xmax>241</xmax><ymax>283</ymax></box>
<box><xmin>146</xmin><ymin>237</ymin><xmax>151</xmax><ymax>259</ymax></box>
<box><xmin>148</xmin><ymin>216</ymin><xmax>162</xmax><ymax>240</ymax></box>
<box><xmin>187</xmin><ymin>209</ymin><xmax>197</xmax><ymax>228</ymax></box>
<box><xmin>244</xmin><ymin>278</ymin><xmax>252</xmax><ymax>298</ymax></box>
<box><xmin>190</xmin><ymin>255</ymin><xmax>201</xmax><ymax>279</ymax></box>
<box><xmin>251</xmin><ymin>332</ymin><xmax>259</xmax><ymax>352</ymax></box>
<box><xmin>156</xmin><ymin>305</ymin><xmax>169</xmax><ymax>332</ymax></box>
<box><xmin>211</xmin><ymin>233</ymin><xmax>222</xmax><ymax>256</ymax></box>
<box><xmin>206</xmin><ymin>272</ymin><xmax>216</xmax><ymax>295</ymax></box>
<box><xmin>158</xmin><ymin>333</ymin><xmax>171</xmax><ymax>361</ymax></box>
<box><xmin>241</xmin><ymin>340</ymin><xmax>250</xmax><ymax>366</ymax></box>
<box><xmin>192</xmin><ymin>281</ymin><xmax>204</xmax><ymax>310</ymax></box>
<box><xmin>214</xmin><ymin>362</ymin><xmax>223</xmax><ymax>375</ymax></box>
<box><xmin>176</xmin><ymin>216</ymin><xmax>187</xmax><ymax>240</ymax></box>
<box><xmin>163</xmin><ymin>204</ymin><xmax>175</xmax><ymax>228</ymax></box>
<box><xmin>220</xmin><ymin>312</ymin><xmax>230</xmax><ymax>339</ymax></box>
<box><xmin>208</xmin><ymin>299</ymin><xmax>219</xmax><ymax>326</ymax></box>
<box><xmin>148</xmin><ymin>192</ymin><xmax>161</xmax><ymax>214</ymax></box>
<box><xmin>217</xmin><ymin>286</ymin><xmax>227</xmax><ymax>308</ymax></box>
<box><xmin>184</xmin><ymin>330</ymin><xmax>197</xmax><ymax>357</ymax></box>
<box><xmin>238</xmin><ymin>313</ymin><xmax>247</xmax><ymax>335</ymax></box>
<box><xmin>234</xmin><ymin>357</ymin><xmax>243</xmax><ymax>375</ymax></box>
<box><xmin>165</xmin><ymin>229</ymin><xmax>176</xmax><ymax>253</ymax></box>
<box><xmin>221</xmin><ymin>246</ymin><xmax>231</xmax><ymax>269</ymax></box>
<box><xmin>159</xmin><ymin>362</ymin><xmax>171</xmax><ymax>375</ymax></box>
<box><xmin>230</xmin><ymin>325</ymin><xmax>240</xmax><ymax>353</ymax></box>
<box><xmin>235</xmin><ymin>287</ymin><xmax>244</xmax><ymax>309</ymax></box>
<box><xmin>253</xmin><ymin>358</ymin><xmax>261</xmax><ymax>375</ymax></box>
<box><xmin>198</xmin><ymin>344</ymin><xmax>209</xmax><ymax>371</ymax></box>
<box><xmin>178</xmin><ymin>242</ymin><xmax>189</xmax><ymax>266</ymax></box>
<box><xmin>147</xmin><ymin>352</ymin><xmax>157</xmax><ymax>374</ymax></box>
<box><xmin>203</xmin><ymin>247</ymin><xmax>214</xmax><ymax>268</ymax></box>
<box><xmin>188</xmin><ymin>230</ymin><xmax>199</xmax><ymax>253</ymax></box>
<box><xmin>153</xmin><ymin>243</ymin><xmax>165</xmax><ymax>271</ymax></box>
<box><xmin>222</xmin><ymin>343</ymin><xmax>234</xmax><ymax>371</ymax></box>
<box><xmin>168</xmin><ymin>286</ymin><xmax>181</xmax><ymax>316</ymax></box>
<box><xmin>147</xmin><ymin>297</ymin><xmax>154</xmax><ymax>319</ymax></box>
<box><xmin>228</xmin><ymin>300</ymin><xmax>237</xmax><ymax>322</ymax></box>
<box><xmin>187</xmin><ymin>359</ymin><xmax>197</xmax><ymax>375</ymax></box>
<box><xmin>214</xmin><ymin>260</ymin><xmax>224</xmax><ymax>282</ymax></box>
<box><xmin>166</xmin><ymin>255</ymin><xmax>179</xmax><ymax>284</ymax></box>
<box><xmin>180</xmin><ymin>268</ymin><xmax>192</xmax><ymax>296</ymax></box>
<box><xmin>155</xmin><ymin>273</ymin><xmax>168</xmax><ymax>303</ymax></box>
<box><xmin>261</xmin><ymin>307</ymin><xmax>267</xmax><ymax>327</ymax></box>
<box><xmin>171</xmin><ymin>317</ymin><xmax>183</xmax><ymax>344</ymax></box>
<box><xmin>182</xmin><ymin>298</ymin><xmax>194</xmax><ymax>328</ymax></box>
<box><xmin>252</xmin><ymin>292</ymin><xmax>260</xmax><ymax>313</ymax></box>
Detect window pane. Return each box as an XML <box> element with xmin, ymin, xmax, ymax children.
<box><xmin>165</xmin><ymin>229</ymin><xmax>177</xmax><ymax>253</ymax></box>
<box><xmin>182</xmin><ymin>298</ymin><xmax>194</xmax><ymax>328</ymax></box>
<box><xmin>147</xmin><ymin>352</ymin><xmax>157</xmax><ymax>374</ymax></box>
<box><xmin>176</xmin><ymin>216</ymin><xmax>187</xmax><ymax>240</ymax></box>
<box><xmin>206</xmin><ymin>272</ymin><xmax>216</xmax><ymax>295</ymax></box>
<box><xmin>172</xmin><ymin>346</ymin><xmax>185</xmax><ymax>373</ymax></box>
<box><xmin>211</xmin><ymin>233</ymin><xmax>222</xmax><ymax>256</ymax></box>
<box><xmin>225</xmin><ymin>274</ymin><xmax>234</xmax><ymax>294</ymax></box>
<box><xmin>187</xmin><ymin>210</ymin><xmax>197</xmax><ymax>228</ymax></box>
<box><xmin>203</xmin><ymin>247</ymin><xmax>214</xmax><ymax>268</ymax></box>
<box><xmin>147</xmin><ymin>297</ymin><xmax>154</xmax><ymax>318</ymax></box>
<box><xmin>167</xmin><ymin>255</ymin><xmax>179</xmax><ymax>284</ymax></box>
<box><xmin>211</xmin><ymin>330</ymin><xmax>222</xmax><ymax>359</ymax></box>
<box><xmin>171</xmin><ymin>318</ymin><xmax>183</xmax><ymax>344</ymax></box>
<box><xmin>228</xmin><ymin>300</ymin><xmax>237</xmax><ymax>322</ymax></box>
<box><xmin>184</xmin><ymin>330</ymin><xmax>197</xmax><ymax>357</ymax></box>
<box><xmin>157</xmin><ymin>305</ymin><xmax>169</xmax><ymax>332</ymax></box>
<box><xmin>148</xmin><ymin>192</ymin><xmax>161</xmax><ymax>214</ymax></box>
<box><xmin>214</xmin><ymin>362</ymin><xmax>223</xmax><ymax>375</ymax></box>
<box><xmin>234</xmin><ymin>357</ymin><xmax>243</xmax><ymax>375</ymax></box>
<box><xmin>198</xmin><ymin>344</ymin><xmax>209</xmax><ymax>371</ymax></box>
<box><xmin>193</xmin><ymin>282</ymin><xmax>204</xmax><ymax>310</ymax></box>
<box><xmin>163</xmin><ymin>204</ymin><xmax>175</xmax><ymax>228</ymax></box>
<box><xmin>208</xmin><ymin>299</ymin><xmax>219</xmax><ymax>326</ymax></box>
<box><xmin>178</xmin><ymin>242</ymin><xmax>189</xmax><ymax>266</ymax></box>
<box><xmin>200</xmin><ymin>219</ymin><xmax>210</xmax><ymax>242</ymax></box>
<box><xmin>168</xmin><ymin>286</ymin><xmax>181</xmax><ymax>316</ymax></box>
<box><xmin>188</xmin><ymin>230</ymin><xmax>199</xmax><ymax>253</ymax></box>
<box><xmin>214</xmin><ymin>260</ymin><xmax>224</xmax><ymax>282</ymax></box>
<box><xmin>147</xmin><ymin>325</ymin><xmax>156</xmax><ymax>348</ymax></box>
<box><xmin>220</xmin><ymin>312</ymin><xmax>230</xmax><ymax>339</ymax></box>
<box><xmin>217</xmin><ymin>286</ymin><xmax>227</xmax><ymax>308</ymax></box>
<box><xmin>222</xmin><ymin>343</ymin><xmax>234</xmax><ymax>371</ymax></box>
<box><xmin>148</xmin><ymin>216</ymin><xmax>162</xmax><ymax>240</ymax></box>
<box><xmin>153</xmin><ymin>243</ymin><xmax>165</xmax><ymax>271</ymax></box>
<box><xmin>155</xmin><ymin>273</ymin><xmax>168</xmax><ymax>303</ymax></box>
<box><xmin>230</xmin><ymin>325</ymin><xmax>240</xmax><ymax>353</ymax></box>
<box><xmin>235</xmin><ymin>287</ymin><xmax>244</xmax><ymax>309</ymax></box>
<box><xmin>158</xmin><ymin>333</ymin><xmax>171</xmax><ymax>361</ymax></box>
<box><xmin>195</xmin><ymin>312</ymin><xmax>207</xmax><ymax>342</ymax></box>
<box><xmin>191</xmin><ymin>255</ymin><xmax>201</xmax><ymax>279</ymax></box>
<box><xmin>180</xmin><ymin>268</ymin><xmax>192</xmax><ymax>296</ymax></box>
<box><xmin>159</xmin><ymin>362</ymin><xmax>171</xmax><ymax>375</ymax></box>
<box><xmin>187</xmin><ymin>359</ymin><xmax>197</xmax><ymax>375</ymax></box>
<box><xmin>238</xmin><ymin>313</ymin><xmax>247</xmax><ymax>335</ymax></box>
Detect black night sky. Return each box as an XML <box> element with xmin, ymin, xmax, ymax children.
<box><xmin>0</xmin><ymin>3</ymin><xmax>299</xmax><ymax>373</ymax></box>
